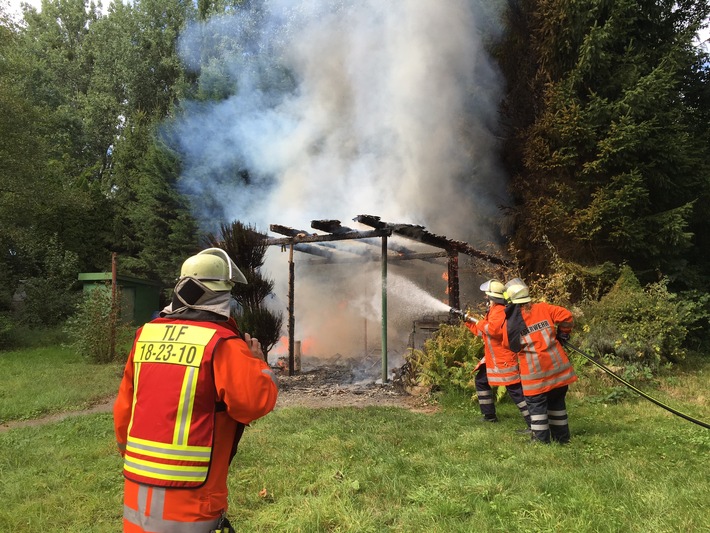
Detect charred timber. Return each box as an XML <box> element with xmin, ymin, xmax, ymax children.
<box><xmin>267</xmin><ymin>226</ymin><xmax>391</xmax><ymax>245</ymax></box>
<box><xmin>353</xmin><ymin>214</ymin><xmax>510</xmax><ymax>266</ymax></box>
<box><xmin>311</xmin><ymin>219</ymin><xmax>442</xmax><ymax>265</ymax></box>
<box><xmin>299</xmin><ymin>250</ymin><xmax>448</xmax><ymax>264</ymax></box>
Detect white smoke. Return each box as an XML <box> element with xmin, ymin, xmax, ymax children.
<box><xmin>172</xmin><ymin>0</ymin><xmax>507</xmax><ymax>365</ymax></box>
<box><xmin>174</xmin><ymin>0</ymin><xmax>507</xmax><ymax>240</ymax></box>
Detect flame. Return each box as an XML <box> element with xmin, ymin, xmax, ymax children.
<box><xmin>442</xmin><ymin>270</ymin><xmax>449</xmax><ymax>294</ymax></box>
<box><xmin>301</xmin><ymin>337</ymin><xmax>315</xmax><ymax>354</ymax></box>
<box><xmin>272</xmin><ymin>335</ymin><xmax>316</xmax><ymax>355</ymax></box>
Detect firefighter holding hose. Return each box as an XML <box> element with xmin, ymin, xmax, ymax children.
<box><xmin>113</xmin><ymin>248</ymin><xmax>279</xmax><ymax>532</ymax></box>
<box><xmin>461</xmin><ymin>280</ymin><xmax>531</xmax><ymax>429</ymax></box>
<box><xmin>502</xmin><ymin>278</ymin><xmax>577</xmax><ymax>444</ymax></box>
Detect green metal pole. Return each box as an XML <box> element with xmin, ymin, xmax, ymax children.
<box><xmin>381</xmin><ymin>235</ymin><xmax>388</xmax><ymax>383</ymax></box>
<box><xmin>288</xmin><ymin>243</ymin><xmax>295</xmax><ymax>376</ymax></box>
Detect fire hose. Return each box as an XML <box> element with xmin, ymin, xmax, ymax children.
<box><xmin>563</xmin><ymin>341</ymin><xmax>710</xmax><ymax>430</ymax></box>
<box><xmin>449</xmin><ymin>309</ymin><xmax>707</xmax><ymax>429</ymax></box>
<box><xmin>449</xmin><ymin>308</ymin><xmax>478</xmax><ymax>324</ymax></box>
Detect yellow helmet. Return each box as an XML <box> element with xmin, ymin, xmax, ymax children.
<box><xmin>179</xmin><ymin>248</ymin><xmax>247</xmax><ymax>292</ymax></box>
<box><xmin>504</xmin><ymin>279</ymin><xmax>531</xmax><ymax>304</ymax></box>
<box><xmin>479</xmin><ymin>279</ymin><xmax>505</xmax><ymax>299</ymax></box>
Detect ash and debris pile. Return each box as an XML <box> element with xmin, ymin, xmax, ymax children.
<box><xmin>272</xmin><ymin>353</ymin><xmax>415</xmax><ymax>408</ymax></box>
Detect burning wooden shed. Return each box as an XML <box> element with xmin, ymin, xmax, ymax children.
<box><xmin>265</xmin><ymin>214</ymin><xmax>509</xmax><ymax>381</ymax></box>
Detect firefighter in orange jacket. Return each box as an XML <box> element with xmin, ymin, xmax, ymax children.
<box><xmin>113</xmin><ymin>248</ymin><xmax>279</xmax><ymax>532</ymax></box>
<box><xmin>502</xmin><ymin>279</ymin><xmax>577</xmax><ymax>444</ymax></box>
<box><xmin>463</xmin><ymin>280</ymin><xmax>531</xmax><ymax>428</ymax></box>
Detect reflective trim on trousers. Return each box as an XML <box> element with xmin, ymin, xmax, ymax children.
<box><xmin>124</xmin><ymin>486</ymin><xmax>221</xmax><ymax>533</ymax></box>
<box><xmin>516</xmin><ymin>400</ymin><xmax>531</xmax><ymax>419</ymax></box>
<box><xmin>526</xmin><ymin>395</ymin><xmax>551</xmax><ymax>443</ymax></box>
<box><xmin>504</xmin><ymin>383</ymin><xmax>530</xmax><ymax>425</ymax></box>
<box><xmin>477</xmin><ymin>391</ymin><xmax>494</xmax><ymax>404</ymax></box>
<box><xmin>476</xmin><ymin>389</ymin><xmax>496</xmax><ymax>415</ymax></box>
<box><xmin>548</xmin><ymin>409</ymin><xmax>567</xmax><ymax>424</ymax></box>
<box><xmin>547</xmin><ymin>386</ymin><xmax>570</xmax><ymax>443</ymax></box>
<box><xmin>530</xmin><ymin>414</ymin><xmax>549</xmax><ymax>431</ymax></box>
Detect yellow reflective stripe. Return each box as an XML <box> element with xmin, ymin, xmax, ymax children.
<box><xmin>124</xmin><ymin>457</ymin><xmax>208</xmax><ymax>482</ymax></box>
<box><xmin>126</xmin><ymin>455</ymin><xmax>208</xmax><ymax>473</ymax></box>
<box><xmin>127</xmin><ymin>361</ymin><xmax>142</xmax><ymax>436</ymax></box>
<box><xmin>126</xmin><ymin>441</ymin><xmax>211</xmax><ymax>462</ymax></box>
<box><xmin>173</xmin><ymin>366</ymin><xmax>199</xmax><ymax>446</ymax></box>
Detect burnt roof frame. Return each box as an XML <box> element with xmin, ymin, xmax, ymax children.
<box><xmin>264</xmin><ymin>214</ymin><xmax>509</xmax><ymax>379</ymax></box>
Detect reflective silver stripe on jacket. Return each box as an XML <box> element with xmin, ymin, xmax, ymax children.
<box><xmin>124</xmin><ymin>458</ymin><xmax>208</xmax><ymax>479</ymax></box>
<box><xmin>123</xmin><ymin>486</ymin><xmax>221</xmax><ymax>533</ymax></box>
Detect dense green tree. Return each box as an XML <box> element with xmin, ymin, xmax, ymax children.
<box><xmin>1</xmin><ymin>0</ymin><xmax>111</xmax><ymax>313</ymax></box>
<box><xmin>108</xmin><ymin>113</ymin><xmax>199</xmax><ymax>287</ymax></box>
<box><xmin>123</xmin><ymin>0</ymin><xmax>194</xmax><ymax>118</ymax></box>
<box><xmin>8</xmin><ymin>0</ymin><xmax>115</xmax><ymax>274</ymax></box>
<box><xmin>206</xmin><ymin>221</ymin><xmax>283</xmax><ymax>360</ymax></box>
<box><xmin>499</xmin><ymin>0</ymin><xmax>710</xmax><ymax>286</ymax></box>
<box><xmin>1</xmin><ymin>0</ymin><xmax>199</xmax><ymax>317</ymax></box>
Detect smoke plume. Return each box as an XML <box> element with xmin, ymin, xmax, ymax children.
<box><xmin>171</xmin><ymin>0</ymin><xmax>508</xmax><ymax>366</ymax></box>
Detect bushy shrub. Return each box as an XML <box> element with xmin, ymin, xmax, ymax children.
<box><xmin>523</xmin><ymin>236</ymin><xmax>620</xmax><ymax>306</ymax></box>
<box><xmin>406</xmin><ymin>323</ymin><xmax>484</xmax><ymax>395</ymax></box>
<box><xmin>16</xmin><ymin>236</ymin><xmax>81</xmax><ymax>327</ymax></box>
<box><xmin>65</xmin><ymin>285</ymin><xmax>135</xmax><ymax>364</ymax></box>
<box><xmin>577</xmin><ymin>266</ymin><xmax>698</xmax><ymax>368</ymax></box>
<box><xmin>235</xmin><ymin>306</ymin><xmax>284</xmax><ymax>362</ymax></box>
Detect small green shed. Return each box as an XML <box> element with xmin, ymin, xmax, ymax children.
<box><xmin>78</xmin><ymin>272</ymin><xmax>163</xmax><ymax>325</ymax></box>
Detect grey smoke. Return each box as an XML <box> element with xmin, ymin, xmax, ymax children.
<box><xmin>172</xmin><ymin>0</ymin><xmax>507</xmax><ymax>362</ymax></box>
<box><xmin>174</xmin><ymin>0</ymin><xmax>508</xmax><ymax>243</ymax></box>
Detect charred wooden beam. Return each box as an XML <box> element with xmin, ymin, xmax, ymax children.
<box><xmin>310</xmin><ymin>220</ymin><xmax>351</xmax><ymax>234</ymax></box>
<box><xmin>292</xmin><ymin>244</ymin><xmax>337</xmax><ymax>260</ymax></box>
<box><xmin>299</xmin><ymin>250</ymin><xmax>447</xmax><ymax>265</ymax></box>
<box><xmin>266</xmin><ymin>227</ymin><xmax>390</xmax><ymax>245</ymax></box>
<box><xmin>353</xmin><ymin>214</ymin><xmax>510</xmax><ymax>265</ymax></box>
<box><xmin>312</xmin><ymin>219</ymin><xmax>442</xmax><ymax>264</ymax></box>
<box><xmin>270</xmin><ymin>224</ymin><xmax>315</xmax><ymax>238</ymax></box>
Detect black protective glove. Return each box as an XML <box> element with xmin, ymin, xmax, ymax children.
<box><xmin>556</xmin><ymin>329</ymin><xmax>570</xmax><ymax>343</ymax></box>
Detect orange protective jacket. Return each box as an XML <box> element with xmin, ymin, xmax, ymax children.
<box><xmin>465</xmin><ymin>304</ymin><xmax>521</xmax><ymax>386</ymax></box>
<box><xmin>114</xmin><ymin>317</ymin><xmax>278</xmax><ymax>532</ymax></box>
<box><xmin>502</xmin><ymin>302</ymin><xmax>577</xmax><ymax>396</ymax></box>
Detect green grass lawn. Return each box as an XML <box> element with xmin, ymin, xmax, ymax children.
<box><xmin>0</xmin><ymin>347</ymin><xmax>708</xmax><ymax>532</ymax></box>
<box><xmin>0</xmin><ymin>346</ymin><xmax>123</xmax><ymax>423</ymax></box>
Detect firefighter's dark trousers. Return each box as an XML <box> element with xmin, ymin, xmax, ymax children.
<box><xmin>475</xmin><ymin>365</ymin><xmax>497</xmax><ymax>419</ymax></box>
<box><xmin>506</xmin><ymin>382</ymin><xmax>531</xmax><ymax>428</ymax></box>
<box><xmin>476</xmin><ymin>366</ymin><xmax>532</xmax><ymax>427</ymax></box>
<box><xmin>525</xmin><ymin>385</ymin><xmax>570</xmax><ymax>444</ymax></box>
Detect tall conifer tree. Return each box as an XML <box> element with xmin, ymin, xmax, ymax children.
<box><xmin>498</xmin><ymin>0</ymin><xmax>710</xmax><ymax>286</ymax></box>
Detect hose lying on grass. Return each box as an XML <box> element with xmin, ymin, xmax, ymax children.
<box><xmin>564</xmin><ymin>342</ymin><xmax>710</xmax><ymax>430</ymax></box>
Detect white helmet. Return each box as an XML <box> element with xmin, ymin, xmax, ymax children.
<box><xmin>179</xmin><ymin>248</ymin><xmax>247</xmax><ymax>292</ymax></box>
<box><xmin>504</xmin><ymin>278</ymin><xmax>531</xmax><ymax>304</ymax></box>
<box><xmin>479</xmin><ymin>279</ymin><xmax>505</xmax><ymax>299</ymax></box>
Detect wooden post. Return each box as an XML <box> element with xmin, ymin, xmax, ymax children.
<box><xmin>447</xmin><ymin>250</ymin><xmax>460</xmax><ymax>311</ymax></box>
<box><xmin>288</xmin><ymin>243</ymin><xmax>295</xmax><ymax>376</ymax></box>
<box><xmin>295</xmin><ymin>340</ymin><xmax>302</xmax><ymax>373</ymax></box>
<box><xmin>381</xmin><ymin>235</ymin><xmax>388</xmax><ymax>383</ymax></box>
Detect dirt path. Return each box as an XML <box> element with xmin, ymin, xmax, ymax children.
<box><xmin>0</xmin><ymin>367</ymin><xmax>436</xmax><ymax>433</ymax></box>
<box><xmin>0</xmin><ymin>397</ymin><xmax>116</xmax><ymax>433</ymax></box>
